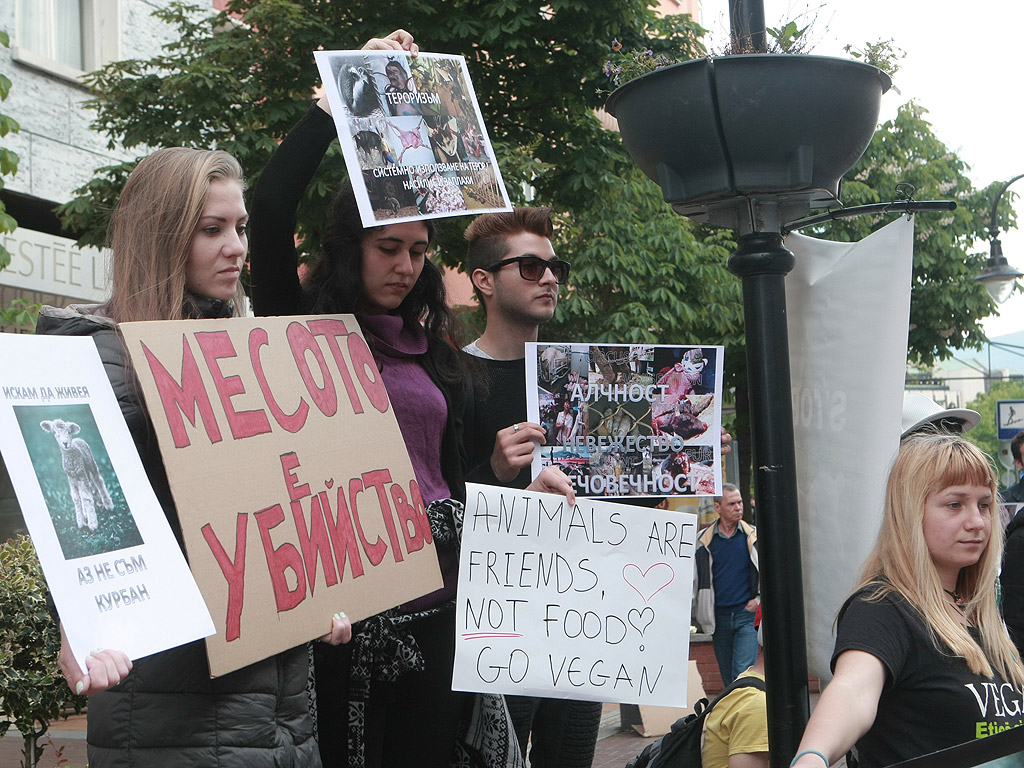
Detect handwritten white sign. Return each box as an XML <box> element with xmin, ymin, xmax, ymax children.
<box><xmin>453</xmin><ymin>484</ymin><xmax>697</xmax><ymax>707</ymax></box>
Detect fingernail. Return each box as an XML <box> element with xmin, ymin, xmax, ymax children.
<box><xmin>75</xmin><ymin>681</ymin><xmax>84</xmax><ymax>694</ymax></box>
<box><xmin>334</xmin><ymin>611</ymin><xmax>347</xmax><ymax>621</ymax></box>
<box><xmin>91</xmin><ymin>648</ymin><xmax>104</xmax><ymax>655</ymax></box>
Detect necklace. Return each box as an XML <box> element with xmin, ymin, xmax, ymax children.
<box><xmin>943</xmin><ymin>588</ymin><xmax>965</xmax><ymax>607</ymax></box>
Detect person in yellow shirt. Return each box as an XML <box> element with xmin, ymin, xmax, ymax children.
<box><xmin>701</xmin><ymin>619</ymin><xmax>768</xmax><ymax>768</ymax></box>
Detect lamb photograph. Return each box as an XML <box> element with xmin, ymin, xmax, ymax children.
<box><xmin>14</xmin><ymin>403</ymin><xmax>142</xmax><ymax>559</ymax></box>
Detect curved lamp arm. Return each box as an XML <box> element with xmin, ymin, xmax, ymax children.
<box><xmin>988</xmin><ymin>172</ymin><xmax>1024</xmax><ymax>240</ymax></box>
<box><xmin>977</xmin><ymin>173</ymin><xmax>1024</xmax><ymax>303</ymax></box>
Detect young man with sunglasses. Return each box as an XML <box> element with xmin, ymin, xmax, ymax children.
<box><xmin>462</xmin><ymin>208</ymin><xmax>571</xmax><ymax>488</ymax></box>
<box><xmin>461</xmin><ymin>207</ymin><xmax>601</xmax><ymax>768</ymax></box>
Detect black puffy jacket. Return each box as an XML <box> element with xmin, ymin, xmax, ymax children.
<box><xmin>1003</xmin><ymin>505</ymin><xmax>1024</xmax><ymax>659</ymax></box>
<box><xmin>37</xmin><ymin>305</ymin><xmax>320</xmax><ymax>768</ymax></box>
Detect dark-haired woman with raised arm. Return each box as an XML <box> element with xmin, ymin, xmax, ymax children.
<box><xmin>249</xmin><ymin>29</ymin><xmax>572</xmax><ymax>768</ymax></box>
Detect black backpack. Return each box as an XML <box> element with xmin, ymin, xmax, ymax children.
<box><xmin>624</xmin><ymin>676</ymin><xmax>767</xmax><ymax>768</ymax></box>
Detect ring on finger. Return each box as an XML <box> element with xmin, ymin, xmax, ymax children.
<box><xmin>513</xmin><ymin>423</ymin><xmax>520</xmax><ymax>432</ymax></box>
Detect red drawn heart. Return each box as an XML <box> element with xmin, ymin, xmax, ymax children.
<box><xmin>622</xmin><ymin>562</ymin><xmax>675</xmax><ymax>603</ymax></box>
<box><xmin>325</xmin><ymin>478</ymin><xmax>334</xmax><ymax>489</ymax></box>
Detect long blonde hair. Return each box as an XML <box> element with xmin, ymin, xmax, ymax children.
<box><xmin>857</xmin><ymin>432</ymin><xmax>1024</xmax><ymax>686</ymax></box>
<box><xmin>103</xmin><ymin>148</ymin><xmax>246</xmax><ymax>323</ymax></box>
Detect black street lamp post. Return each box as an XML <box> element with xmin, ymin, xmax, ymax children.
<box><xmin>729</xmin><ymin>0</ymin><xmax>767</xmax><ymax>51</ymax></box>
<box><xmin>727</xmin><ymin>229</ymin><xmax>808</xmax><ymax>764</ymax></box>
<box><xmin>727</xmin><ymin>2</ymin><xmax>810</xmax><ymax>763</ymax></box>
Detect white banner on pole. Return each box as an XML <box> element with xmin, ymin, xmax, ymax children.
<box><xmin>786</xmin><ymin>216</ymin><xmax>915</xmax><ymax>679</ymax></box>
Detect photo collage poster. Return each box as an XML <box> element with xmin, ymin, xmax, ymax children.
<box><xmin>314</xmin><ymin>50</ymin><xmax>512</xmax><ymax>227</ymax></box>
<box><xmin>525</xmin><ymin>343</ymin><xmax>724</xmax><ymax>498</ymax></box>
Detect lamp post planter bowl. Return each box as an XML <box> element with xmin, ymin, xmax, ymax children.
<box><xmin>605</xmin><ymin>54</ymin><xmax>892</xmax><ymax>233</ymax></box>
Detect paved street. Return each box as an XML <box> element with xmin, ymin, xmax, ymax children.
<box><xmin>1</xmin><ymin>707</ymin><xmax>663</xmax><ymax>768</ymax></box>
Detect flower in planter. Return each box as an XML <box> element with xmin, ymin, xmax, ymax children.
<box><xmin>599</xmin><ymin>15</ymin><xmax>707</xmax><ymax>89</ymax></box>
<box><xmin>602</xmin><ymin>45</ymin><xmax>679</xmax><ymax>87</ymax></box>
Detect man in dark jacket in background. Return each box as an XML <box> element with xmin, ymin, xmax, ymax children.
<box><xmin>1001</xmin><ymin>430</ymin><xmax>1024</xmax><ymax>655</ymax></box>
<box><xmin>1004</xmin><ymin>505</ymin><xmax>1024</xmax><ymax>656</ymax></box>
<box><xmin>693</xmin><ymin>484</ymin><xmax>759</xmax><ymax>684</ymax></box>
<box><xmin>1001</xmin><ymin>431</ymin><xmax>1024</xmax><ymax>503</ymax></box>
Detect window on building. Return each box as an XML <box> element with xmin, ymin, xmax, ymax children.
<box><xmin>14</xmin><ymin>0</ymin><xmax>120</xmax><ymax>82</ymax></box>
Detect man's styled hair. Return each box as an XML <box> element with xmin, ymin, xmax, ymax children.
<box><xmin>1012</xmin><ymin>430</ymin><xmax>1024</xmax><ymax>465</ymax></box>
<box><xmin>464</xmin><ymin>207</ymin><xmax>554</xmax><ymax>306</ymax></box>
<box><xmin>856</xmin><ymin>432</ymin><xmax>1024</xmax><ymax>686</ymax></box>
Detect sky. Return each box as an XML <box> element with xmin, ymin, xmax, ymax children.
<box><xmin>702</xmin><ymin>0</ymin><xmax>1024</xmax><ymax>339</ymax></box>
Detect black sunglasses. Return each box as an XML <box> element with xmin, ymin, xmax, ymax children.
<box><xmin>484</xmin><ymin>255</ymin><xmax>571</xmax><ymax>284</ymax></box>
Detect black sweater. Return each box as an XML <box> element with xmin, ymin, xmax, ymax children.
<box><xmin>462</xmin><ymin>354</ymin><xmax>532</xmax><ymax>489</ymax></box>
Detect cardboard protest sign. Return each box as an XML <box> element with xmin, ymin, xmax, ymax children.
<box><xmin>314</xmin><ymin>50</ymin><xmax>512</xmax><ymax>227</ymax></box>
<box><xmin>119</xmin><ymin>315</ymin><xmax>442</xmax><ymax>676</ymax></box>
<box><xmin>526</xmin><ymin>343</ymin><xmax>724</xmax><ymax>497</ymax></box>
<box><xmin>453</xmin><ymin>484</ymin><xmax>697</xmax><ymax>707</ymax></box>
<box><xmin>0</xmin><ymin>334</ymin><xmax>214</xmax><ymax>669</ymax></box>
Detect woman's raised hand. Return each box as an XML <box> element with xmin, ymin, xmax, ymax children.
<box><xmin>362</xmin><ymin>29</ymin><xmax>419</xmax><ymax>56</ymax></box>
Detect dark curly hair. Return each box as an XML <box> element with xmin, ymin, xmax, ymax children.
<box><xmin>302</xmin><ymin>182</ymin><xmax>464</xmax><ymax>386</ymax></box>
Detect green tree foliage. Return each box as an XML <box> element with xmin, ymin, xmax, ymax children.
<box><xmin>0</xmin><ymin>299</ymin><xmax>40</xmax><ymax>334</ymax></box>
<box><xmin>57</xmin><ymin>0</ymin><xmax>741</xmax><ymax>382</ymax></box>
<box><xmin>61</xmin><ymin>0</ymin><xmax>704</xmax><ymax>258</ymax></box>
<box><xmin>59</xmin><ymin>3</ymin><xmax>996</xmax><ymax>365</ymax></box>
<box><xmin>546</xmin><ymin>163</ymin><xmax>745</xmax><ymax>386</ymax></box>
<box><xmin>965</xmin><ymin>380</ymin><xmax>1024</xmax><ymax>477</ymax></box>
<box><xmin>803</xmin><ymin>102</ymin><xmax>999</xmax><ymax>367</ymax></box>
<box><xmin>0</xmin><ymin>536</ymin><xmax>85</xmax><ymax>768</ymax></box>
<box><xmin>0</xmin><ymin>28</ymin><xmax>34</xmax><ymax>333</ymax></box>
<box><xmin>56</xmin><ymin>3</ymin><xmax>1004</xmax><ymax>500</ymax></box>
<box><xmin>0</xmin><ymin>29</ymin><xmax>19</xmax><ymax>265</ymax></box>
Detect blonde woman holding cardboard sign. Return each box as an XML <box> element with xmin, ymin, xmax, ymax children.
<box><xmin>38</xmin><ymin>146</ymin><xmax>350</xmax><ymax>767</ymax></box>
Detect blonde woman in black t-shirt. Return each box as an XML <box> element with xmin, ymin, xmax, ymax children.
<box><xmin>791</xmin><ymin>433</ymin><xmax>1024</xmax><ymax>768</ymax></box>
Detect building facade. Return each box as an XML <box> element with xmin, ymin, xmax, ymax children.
<box><xmin>0</xmin><ymin>0</ymin><xmax>210</xmax><ymax>540</ymax></box>
<box><xmin>0</xmin><ymin>0</ymin><xmax>206</xmax><ymax>317</ymax></box>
